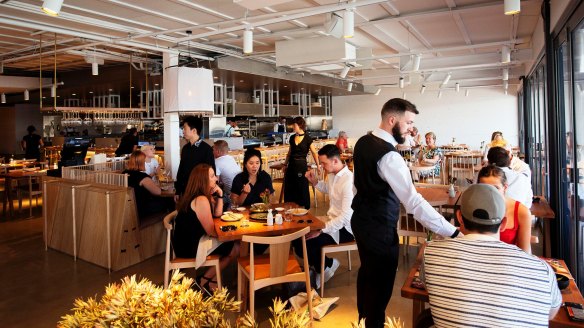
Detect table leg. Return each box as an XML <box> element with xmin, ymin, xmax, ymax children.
<box><xmin>543</xmin><ymin>218</ymin><xmax>551</xmax><ymax>257</ymax></box>
<box><xmin>7</xmin><ymin>177</ymin><xmax>14</xmax><ymax>218</ymax></box>
<box><xmin>412</xmin><ymin>299</ymin><xmax>425</xmax><ymax>326</ymax></box>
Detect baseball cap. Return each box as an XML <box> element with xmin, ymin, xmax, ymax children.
<box><xmin>460</xmin><ymin>184</ymin><xmax>505</xmax><ymax>225</ymax></box>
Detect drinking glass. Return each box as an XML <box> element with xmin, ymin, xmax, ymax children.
<box><xmin>283</xmin><ymin>204</ymin><xmax>292</xmax><ymax>222</ymax></box>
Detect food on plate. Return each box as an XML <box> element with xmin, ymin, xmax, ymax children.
<box><xmin>250</xmin><ymin>203</ymin><xmax>269</xmax><ymax>213</ymax></box>
<box><xmin>250</xmin><ymin>212</ymin><xmax>268</xmax><ymax>220</ymax></box>
<box><xmin>288</xmin><ymin>208</ymin><xmax>309</xmax><ymax>216</ymax></box>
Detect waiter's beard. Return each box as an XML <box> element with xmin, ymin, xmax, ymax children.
<box><xmin>392</xmin><ymin>125</ymin><xmax>406</xmax><ymax>144</ymax></box>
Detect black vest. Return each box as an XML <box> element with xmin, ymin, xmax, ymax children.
<box><xmin>351</xmin><ymin>133</ymin><xmax>401</xmax><ymax>230</ymax></box>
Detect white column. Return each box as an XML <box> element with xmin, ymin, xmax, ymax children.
<box><xmin>163</xmin><ymin>53</ymin><xmax>180</xmax><ymax>180</ymax></box>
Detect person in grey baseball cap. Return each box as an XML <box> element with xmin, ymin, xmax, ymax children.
<box><xmin>458</xmin><ymin>183</ymin><xmax>507</xmax><ymax>233</ymax></box>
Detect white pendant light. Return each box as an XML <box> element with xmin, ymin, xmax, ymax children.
<box><xmin>441</xmin><ymin>73</ymin><xmax>451</xmax><ymax>86</ymax></box>
<box><xmin>51</xmin><ymin>84</ymin><xmax>56</xmax><ymax>98</ymax></box>
<box><xmin>465</xmin><ymin>89</ymin><xmax>470</xmax><ymax>97</ymax></box>
<box><xmin>412</xmin><ymin>54</ymin><xmax>421</xmax><ymax>71</ymax></box>
<box><xmin>455</xmin><ymin>82</ymin><xmax>460</xmax><ymax>92</ymax></box>
<box><xmin>503</xmin><ymin>80</ymin><xmax>509</xmax><ymax>90</ymax></box>
<box><xmin>501</xmin><ymin>45</ymin><xmax>511</xmax><ymax>63</ymax></box>
<box><xmin>92</xmin><ymin>62</ymin><xmax>99</xmax><ymax>76</ymax></box>
<box><xmin>0</xmin><ymin>61</ymin><xmax>3</xmax><ymax>74</ymax></box>
<box><xmin>343</xmin><ymin>9</ymin><xmax>354</xmax><ymax>38</ymax></box>
<box><xmin>347</xmin><ymin>82</ymin><xmax>353</xmax><ymax>92</ymax></box>
<box><xmin>420</xmin><ymin>85</ymin><xmax>426</xmax><ymax>94</ymax></box>
<box><xmin>374</xmin><ymin>88</ymin><xmax>381</xmax><ymax>96</ymax></box>
<box><xmin>502</xmin><ymin>68</ymin><xmax>509</xmax><ymax>81</ymax></box>
<box><xmin>24</xmin><ymin>89</ymin><xmax>29</xmax><ymax>101</ymax></box>
<box><xmin>1</xmin><ymin>93</ymin><xmax>5</xmax><ymax>104</ymax></box>
<box><xmin>340</xmin><ymin>65</ymin><xmax>350</xmax><ymax>78</ymax></box>
<box><xmin>402</xmin><ymin>92</ymin><xmax>406</xmax><ymax>99</ymax></box>
<box><xmin>504</xmin><ymin>0</ymin><xmax>520</xmax><ymax>15</ymax></box>
<box><xmin>438</xmin><ymin>91</ymin><xmax>442</xmax><ymax>99</ymax></box>
<box><xmin>42</xmin><ymin>0</ymin><xmax>63</xmax><ymax>16</ymax></box>
<box><xmin>243</xmin><ymin>28</ymin><xmax>253</xmax><ymax>54</ymax></box>
<box><xmin>399</xmin><ymin>77</ymin><xmax>405</xmax><ymax>89</ymax></box>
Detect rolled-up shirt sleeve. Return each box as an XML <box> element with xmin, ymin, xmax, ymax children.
<box><xmin>322</xmin><ymin>174</ymin><xmax>353</xmax><ymax>235</ymax></box>
<box><xmin>377</xmin><ymin>151</ymin><xmax>457</xmax><ymax>237</ymax></box>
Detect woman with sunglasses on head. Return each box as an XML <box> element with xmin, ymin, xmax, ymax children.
<box><xmin>172</xmin><ymin>163</ymin><xmax>239</xmax><ymax>292</ymax></box>
<box><xmin>230</xmin><ymin>148</ymin><xmax>274</xmax><ymax>206</ymax></box>
<box><xmin>477</xmin><ymin>165</ymin><xmax>532</xmax><ymax>253</ymax></box>
<box><xmin>482</xmin><ymin>131</ymin><xmax>510</xmax><ymax>165</ymax></box>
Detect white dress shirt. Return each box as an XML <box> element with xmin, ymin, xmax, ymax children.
<box><xmin>371</xmin><ymin>128</ymin><xmax>457</xmax><ymax>238</ymax></box>
<box><xmin>501</xmin><ymin>166</ymin><xmax>533</xmax><ymax>208</ymax></box>
<box><xmin>510</xmin><ymin>156</ymin><xmax>531</xmax><ymax>179</ymax></box>
<box><xmin>144</xmin><ymin>159</ymin><xmax>159</xmax><ymax>176</ymax></box>
<box><xmin>215</xmin><ymin>155</ymin><xmax>242</xmax><ymax>195</ymax></box>
<box><xmin>315</xmin><ymin>165</ymin><xmax>354</xmax><ymax>244</ymax></box>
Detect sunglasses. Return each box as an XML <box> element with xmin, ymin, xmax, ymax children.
<box><xmin>220</xmin><ymin>225</ymin><xmax>237</xmax><ymax>232</ymax></box>
<box><xmin>297</xmin><ymin>219</ymin><xmax>313</xmax><ymax>224</ymax></box>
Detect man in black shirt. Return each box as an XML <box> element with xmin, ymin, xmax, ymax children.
<box><xmin>174</xmin><ymin>116</ymin><xmax>215</xmax><ymax>202</ymax></box>
<box><xmin>115</xmin><ymin>128</ymin><xmax>138</xmax><ymax>156</ymax></box>
<box><xmin>21</xmin><ymin>125</ymin><xmax>44</xmax><ymax>161</ymax></box>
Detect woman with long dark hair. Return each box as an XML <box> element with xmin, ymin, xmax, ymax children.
<box><xmin>172</xmin><ymin>164</ymin><xmax>239</xmax><ymax>291</ymax></box>
<box><xmin>230</xmin><ymin>148</ymin><xmax>274</xmax><ymax>206</ymax></box>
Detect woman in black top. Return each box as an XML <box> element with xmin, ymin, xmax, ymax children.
<box><xmin>231</xmin><ymin>148</ymin><xmax>274</xmax><ymax>206</ymax></box>
<box><xmin>172</xmin><ymin>164</ymin><xmax>238</xmax><ymax>291</ymax></box>
<box><xmin>283</xmin><ymin>117</ymin><xmax>319</xmax><ymax>209</ymax></box>
<box><xmin>122</xmin><ymin>151</ymin><xmax>174</xmax><ymax>219</ymax></box>
<box><xmin>21</xmin><ymin>125</ymin><xmax>44</xmax><ymax>161</ymax></box>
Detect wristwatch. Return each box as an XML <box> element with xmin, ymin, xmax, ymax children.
<box><xmin>450</xmin><ymin>229</ymin><xmax>461</xmax><ymax>238</ymax></box>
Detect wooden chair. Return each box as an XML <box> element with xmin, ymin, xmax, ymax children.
<box><xmin>17</xmin><ymin>175</ymin><xmax>43</xmax><ymax>217</ymax></box>
<box><xmin>398</xmin><ymin>206</ymin><xmax>429</xmax><ymax>257</ymax></box>
<box><xmin>163</xmin><ymin>211</ymin><xmax>222</xmax><ymax>291</ymax></box>
<box><xmin>320</xmin><ymin>240</ymin><xmax>358</xmax><ymax>297</ymax></box>
<box><xmin>237</xmin><ymin>226</ymin><xmax>313</xmax><ymax>320</ymax></box>
<box><xmin>449</xmin><ymin>154</ymin><xmax>475</xmax><ymax>186</ymax></box>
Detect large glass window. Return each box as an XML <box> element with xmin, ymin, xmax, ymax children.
<box><xmin>527</xmin><ymin>62</ymin><xmax>549</xmax><ymax>197</ymax></box>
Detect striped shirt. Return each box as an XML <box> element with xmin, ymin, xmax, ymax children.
<box><xmin>422</xmin><ymin>235</ymin><xmax>561</xmax><ymax>328</ymax></box>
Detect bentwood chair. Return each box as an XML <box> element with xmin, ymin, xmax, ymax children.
<box><xmin>163</xmin><ymin>211</ymin><xmax>222</xmax><ymax>291</ymax></box>
<box><xmin>237</xmin><ymin>226</ymin><xmax>313</xmax><ymax>320</ymax></box>
<box><xmin>320</xmin><ymin>240</ymin><xmax>358</xmax><ymax>297</ymax></box>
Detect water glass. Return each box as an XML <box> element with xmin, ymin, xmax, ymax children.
<box><xmin>240</xmin><ymin>217</ymin><xmax>249</xmax><ymax>227</ymax></box>
<box><xmin>283</xmin><ymin>205</ymin><xmax>292</xmax><ymax>222</ymax></box>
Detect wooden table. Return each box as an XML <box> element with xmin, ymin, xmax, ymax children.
<box><xmin>214</xmin><ymin>203</ymin><xmax>324</xmax><ymax>242</ymax></box>
<box><xmin>1</xmin><ymin>169</ymin><xmax>47</xmax><ymax>218</ymax></box>
<box><xmin>415</xmin><ymin>187</ymin><xmax>460</xmax><ymax>207</ymax></box>
<box><xmin>401</xmin><ymin>247</ymin><xmax>584</xmax><ymax>327</ymax></box>
<box><xmin>530</xmin><ymin>196</ymin><xmax>555</xmax><ymax>257</ymax></box>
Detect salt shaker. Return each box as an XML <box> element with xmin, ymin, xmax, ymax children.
<box><xmin>266</xmin><ymin>209</ymin><xmax>274</xmax><ymax>226</ymax></box>
<box><xmin>275</xmin><ymin>213</ymin><xmax>283</xmax><ymax>225</ymax></box>
<box><xmin>448</xmin><ymin>184</ymin><xmax>456</xmax><ymax>198</ymax></box>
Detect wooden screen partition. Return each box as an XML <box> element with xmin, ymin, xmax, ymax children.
<box><xmin>62</xmin><ymin>161</ymin><xmax>128</xmax><ymax>187</ymax></box>
<box><xmin>43</xmin><ymin>177</ymin><xmax>166</xmax><ymax>271</ymax></box>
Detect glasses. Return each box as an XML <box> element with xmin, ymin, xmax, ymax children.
<box><xmin>220</xmin><ymin>225</ymin><xmax>237</xmax><ymax>232</ymax></box>
<box><xmin>297</xmin><ymin>220</ymin><xmax>313</xmax><ymax>224</ymax></box>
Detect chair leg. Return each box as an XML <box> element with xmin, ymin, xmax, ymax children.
<box><xmin>249</xmin><ymin>280</ymin><xmax>255</xmax><ymax>319</ymax></box>
<box><xmin>237</xmin><ymin>265</ymin><xmax>242</xmax><ymax>310</ymax></box>
<box><xmin>163</xmin><ymin>268</ymin><xmax>169</xmax><ymax>288</ymax></box>
<box><xmin>320</xmin><ymin>251</ymin><xmax>326</xmax><ymax>297</ymax></box>
<box><xmin>347</xmin><ymin>250</ymin><xmax>352</xmax><ymax>271</ymax></box>
<box><xmin>215</xmin><ymin>262</ymin><xmax>222</xmax><ymax>289</ymax></box>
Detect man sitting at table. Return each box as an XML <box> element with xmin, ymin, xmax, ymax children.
<box><xmin>213</xmin><ymin>140</ymin><xmax>241</xmax><ymax>211</ymax></box>
<box><xmin>487</xmin><ymin>146</ymin><xmax>533</xmax><ymax>208</ymax></box>
<box><xmin>421</xmin><ymin>184</ymin><xmax>561</xmax><ymax>327</ymax></box>
<box><xmin>293</xmin><ymin>144</ymin><xmax>355</xmax><ymax>289</ymax></box>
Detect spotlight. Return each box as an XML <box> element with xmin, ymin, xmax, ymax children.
<box><xmin>438</xmin><ymin>91</ymin><xmax>442</xmax><ymax>99</ymax></box>
<box><xmin>412</xmin><ymin>54</ymin><xmax>421</xmax><ymax>71</ymax></box>
<box><xmin>402</xmin><ymin>92</ymin><xmax>406</xmax><ymax>99</ymax></box>
<box><xmin>504</xmin><ymin>0</ymin><xmax>520</xmax><ymax>15</ymax></box>
<box><xmin>1</xmin><ymin>93</ymin><xmax>5</xmax><ymax>104</ymax></box>
<box><xmin>0</xmin><ymin>61</ymin><xmax>3</xmax><ymax>74</ymax></box>
<box><xmin>399</xmin><ymin>77</ymin><xmax>405</xmax><ymax>89</ymax></box>
<box><xmin>243</xmin><ymin>27</ymin><xmax>253</xmax><ymax>54</ymax></box>
<box><xmin>51</xmin><ymin>85</ymin><xmax>56</xmax><ymax>98</ymax></box>
<box><xmin>42</xmin><ymin>0</ymin><xmax>63</xmax><ymax>16</ymax></box>
<box><xmin>441</xmin><ymin>73</ymin><xmax>451</xmax><ymax>86</ymax></box>
<box><xmin>501</xmin><ymin>45</ymin><xmax>511</xmax><ymax>63</ymax></box>
<box><xmin>343</xmin><ymin>9</ymin><xmax>354</xmax><ymax>38</ymax></box>
<box><xmin>455</xmin><ymin>82</ymin><xmax>460</xmax><ymax>92</ymax></box>
<box><xmin>340</xmin><ymin>65</ymin><xmax>350</xmax><ymax>78</ymax></box>
<box><xmin>347</xmin><ymin>82</ymin><xmax>353</xmax><ymax>92</ymax></box>
<box><xmin>92</xmin><ymin>62</ymin><xmax>99</xmax><ymax>76</ymax></box>
<box><xmin>24</xmin><ymin>89</ymin><xmax>29</xmax><ymax>101</ymax></box>
<box><xmin>374</xmin><ymin>88</ymin><xmax>381</xmax><ymax>96</ymax></box>
<box><xmin>465</xmin><ymin>89</ymin><xmax>470</xmax><ymax>97</ymax></box>
<box><xmin>502</xmin><ymin>68</ymin><xmax>509</xmax><ymax>81</ymax></box>
<box><xmin>420</xmin><ymin>85</ymin><xmax>426</xmax><ymax>94</ymax></box>
<box><xmin>503</xmin><ymin>80</ymin><xmax>509</xmax><ymax>90</ymax></box>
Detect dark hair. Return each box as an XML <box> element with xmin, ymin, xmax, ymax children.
<box><xmin>477</xmin><ymin>165</ymin><xmax>508</xmax><ymax>186</ymax></box>
<box><xmin>292</xmin><ymin>116</ymin><xmax>306</xmax><ymax>130</ymax></box>
<box><xmin>242</xmin><ymin>148</ymin><xmax>263</xmax><ymax>179</ymax></box>
<box><xmin>461</xmin><ymin>215</ymin><xmax>502</xmax><ymax>233</ymax></box>
<box><xmin>177</xmin><ymin>164</ymin><xmax>214</xmax><ymax>213</ymax></box>
<box><xmin>381</xmin><ymin>98</ymin><xmax>419</xmax><ymax>118</ymax></box>
<box><xmin>487</xmin><ymin>146</ymin><xmax>510</xmax><ymax>167</ymax></box>
<box><xmin>27</xmin><ymin>125</ymin><xmax>36</xmax><ymax>134</ymax></box>
<box><xmin>182</xmin><ymin>116</ymin><xmax>203</xmax><ymax>135</ymax></box>
<box><xmin>128</xmin><ymin>127</ymin><xmax>137</xmax><ymax>135</ymax></box>
<box><xmin>318</xmin><ymin>144</ymin><xmax>341</xmax><ymax>159</ymax></box>
<box><xmin>491</xmin><ymin>131</ymin><xmax>503</xmax><ymax>141</ymax></box>
<box><xmin>126</xmin><ymin>150</ymin><xmax>146</xmax><ymax>171</ymax></box>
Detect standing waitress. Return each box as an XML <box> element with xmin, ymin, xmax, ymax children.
<box><xmin>283</xmin><ymin>117</ymin><xmax>319</xmax><ymax>209</ymax></box>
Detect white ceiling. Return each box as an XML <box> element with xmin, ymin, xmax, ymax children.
<box><xmin>0</xmin><ymin>0</ymin><xmax>541</xmax><ymax>95</ymax></box>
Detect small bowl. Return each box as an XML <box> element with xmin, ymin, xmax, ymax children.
<box><xmin>275</xmin><ymin>207</ymin><xmax>285</xmax><ymax>212</ymax></box>
<box><xmin>556</xmin><ymin>273</ymin><xmax>570</xmax><ymax>290</ymax></box>
<box><xmin>236</xmin><ymin>207</ymin><xmax>246</xmax><ymax>212</ymax></box>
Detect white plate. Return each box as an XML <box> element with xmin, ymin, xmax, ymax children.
<box><xmin>221</xmin><ymin>212</ymin><xmax>243</xmax><ymax>222</ymax></box>
<box><xmin>275</xmin><ymin>207</ymin><xmax>285</xmax><ymax>212</ymax></box>
<box><xmin>288</xmin><ymin>208</ymin><xmax>309</xmax><ymax>216</ymax></box>
<box><xmin>236</xmin><ymin>207</ymin><xmax>246</xmax><ymax>212</ymax></box>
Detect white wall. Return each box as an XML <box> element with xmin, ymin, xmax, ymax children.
<box><xmin>332</xmin><ymin>87</ymin><xmax>518</xmax><ymax>150</ymax></box>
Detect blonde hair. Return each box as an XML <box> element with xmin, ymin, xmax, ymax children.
<box><xmin>140</xmin><ymin>144</ymin><xmax>155</xmax><ymax>152</ymax></box>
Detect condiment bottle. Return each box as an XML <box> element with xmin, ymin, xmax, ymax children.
<box><xmin>275</xmin><ymin>213</ymin><xmax>283</xmax><ymax>225</ymax></box>
<box><xmin>266</xmin><ymin>209</ymin><xmax>274</xmax><ymax>226</ymax></box>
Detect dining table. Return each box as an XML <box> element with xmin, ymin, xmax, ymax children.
<box><xmin>401</xmin><ymin>245</ymin><xmax>584</xmax><ymax>327</ymax></box>
<box><xmin>530</xmin><ymin>196</ymin><xmax>556</xmax><ymax>257</ymax></box>
<box><xmin>1</xmin><ymin>169</ymin><xmax>47</xmax><ymax>218</ymax></box>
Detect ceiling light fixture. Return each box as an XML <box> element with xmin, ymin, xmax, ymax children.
<box><xmin>455</xmin><ymin>82</ymin><xmax>460</xmax><ymax>92</ymax></box>
<box><xmin>503</xmin><ymin>80</ymin><xmax>509</xmax><ymax>90</ymax></box>
<box><xmin>399</xmin><ymin>77</ymin><xmax>405</xmax><ymax>89</ymax></box>
<box><xmin>441</xmin><ymin>73</ymin><xmax>451</xmax><ymax>86</ymax></box>
<box><xmin>0</xmin><ymin>61</ymin><xmax>3</xmax><ymax>74</ymax></box>
<box><xmin>412</xmin><ymin>54</ymin><xmax>421</xmax><ymax>71</ymax></box>
<box><xmin>42</xmin><ymin>0</ymin><xmax>63</xmax><ymax>16</ymax></box>
<box><xmin>504</xmin><ymin>0</ymin><xmax>520</xmax><ymax>15</ymax></box>
<box><xmin>51</xmin><ymin>85</ymin><xmax>56</xmax><ymax>98</ymax></box>
<box><xmin>402</xmin><ymin>92</ymin><xmax>406</xmax><ymax>99</ymax></box>
<box><xmin>347</xmin><ymin>82</ymin><xmax>353</xmax><ymax>92</ymax></box>
<box><xmin>243</xmin><ymin>27</ymin><xmax>253</xmax><ymax>54</ymax></box>
<box><xmin>24</xmin><ymin>89</ymin><xmax>29</xmax><ymax>101</ymax></box>
<box><xmin>420</xmin><ymin>85</ymin><xmax>426</xmax><ymax>94</ymax></box>
<box><xmin>465</xmin><ymin>89</ymin><xmax>470</xmax><ymax>97</ymax></box>
<box><xmin>92</xmin><ymin>62</ymin><xmax>99</xmax><ymax>76</ymax></box>
<box><xmin>438</xmin><ymin>91</ymin><xmax>442</xmax><ymax>99</ymax></box>
<box><xmin>1</xmin><ymin>93</ymin><xmax>5</xmax><ymax>104</ymax></box>
<box><xmin>374</xmin><ymin>88</ymin><xmax>381</xmax><ymax>96</ymax></box>
<box><xmin>501</xmin><ymin>45</ymin><xmax>511</xmax><ymax>63</ymax></box>
<box><xmin>343</xmin><ymin>8</ymin><xmax>354</xmax><ymax>38</ymax></box>
<box><xmin>502</xmin><ymin>68</ymin><xmax>509</xmax><ymax>81</ymax></box>
<box><xmin>340</xmin><ymin>65</ymin><xmax>350</xmax><ymax>78</ymax></box>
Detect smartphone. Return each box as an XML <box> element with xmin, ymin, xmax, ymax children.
<box><xmin>565</xmin><ymin>302</ymin><xmax>584</xmax><ymax>322</ymax></box>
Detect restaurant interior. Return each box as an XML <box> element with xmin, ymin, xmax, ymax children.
<box><xmin>1</xmin><ymin>0</ymin><xmax>583</xmax><ymax>327</ymax></box>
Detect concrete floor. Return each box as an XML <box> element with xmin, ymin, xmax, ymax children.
<box><xmin>0</xmin><ymin>185</ymin><xmax>542</xmax><ymax>327</ymax></box>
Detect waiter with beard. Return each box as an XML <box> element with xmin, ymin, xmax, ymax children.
<box><xmin>351</xmin><ymin>98</ymin><xmax>460</xmax><ymax>328</ymax></box>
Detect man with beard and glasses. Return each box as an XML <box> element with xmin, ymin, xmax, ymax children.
<box><xmin>351</xmin><ymin>98</ymin><xmax>460</xmax><ymax>328</ymax></box>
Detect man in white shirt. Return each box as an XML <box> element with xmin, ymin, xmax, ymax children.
<box><xmin>294</xmin><ymin>144</ymin><xmax>355</xmax><ymax>289</ymax></box>
<box><xmin>224</xmin><ymin>120</ymin><xmax>237</xmax><ymax>137</ymax></box>
<box><xmin>213</xmin><ymin>140</ymin><xmax>241</xmax><ymax>210</ymax></box>
<box><xmin>488</xmin><ymin>146</ymin><xmax>533</xmax><ymax>208</ymax></box>
<box><xmin>351</xmin><ymin>98</ymin><xmax>459</xmax><ymax>328</ymax></box>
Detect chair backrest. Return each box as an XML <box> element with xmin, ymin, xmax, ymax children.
<box><xmin>164</xmin><ymin>211</ymin><xmax>178</xmax><ymax>258</ymax></box>
<box><xmin>243</xmin><ymin>227</ymin><xmax>310</xmax><ymax>278</ymax></box>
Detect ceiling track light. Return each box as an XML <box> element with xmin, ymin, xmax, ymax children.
<box><xmin>502</xmin><ymin>68</ymin><xmax>509</xmax><ymax>81</ymax></box>
<box><xmin>402</xmin><ymin>92</ymin><xmax>406</xmax><ymax>99</ymax></box>
<box><xmin>51</xmin><ymin>84</ymin><xmax>56</xmax><ymax>98</ymax></box>
<box><xmin>42</xmin><ymin>0</ymin><xmax>63</xmax><ymax>16</ymax></box>
<box><xmin>340</xmin><ymin>65</ymin><xmax>350</xmax><ymax>78</ymax></box>
<box><xmin>343</xmin><ymin>8</ymin><xmax>354</xmax><ymax>38</ymax></box>
<box><xmin>374</xmin><ymin>88</ymin><xmax>381</xmax><ymax>96</ymax></box>
<box><xmin>243</xmin><ymin>27</ymin><xmax>253</xmax><ymax>54</ymax></box>
<box><xmin>1</xmin><ymin>93</ymin><xmax>5</xmax><ymax>104</ymax></box>
<box><xmin>501</xmin><ymin>45</ymin><xmax>511</xmax><ymax>63</ymax></box>
<box><xmin>399</xmin><ymin>77</ymin><xmax>405</xmax><ymax>89</ymax></box>
<box><xmin>455</xmin><ymin>82</ymin><xmax>460</xmax><ymax>92</ymax></box>
<box><xmin>412</xmin><ymin>54</ymin><xmax>421</xmax><ymax>72</ymax></box>
<box><xmin>465</xmin><ymin>89</ymin><xmax>470</xmax><ymax>97</ymax></box>
<box><xmin>0</xmin><ymin>61</ymin><xmax>3</xmax><ymax>74</ymax></box>
<box><xmin>92</xmin><ymin>62</ymin><xmax>99</xmax><ymax>76</ymax></box>
<box><xmin>347</xmin><ymin>82</ymin><xmax>353</xmax><ymax>92</ymax></box>
<box><xmin>503</xmin><ymin>80</ymin><xmax>509</xmax><ymax>90</ymax></box>
<box><xmin>24</xmin><ymin>89</ymin><xmax>29</xmax><ymax>101</ymax></box>
<box><xmin>442</xmin><ymin>73</ymin><xmax>451</xmax><ymax>86</ymax></box>
<box><xmin>438</xmin><ymin>91</ymin><xmax>442</xmax><ymax>99</ymax></box>
<box><xmin>420</xmin><ymin>85</ymin><xmax>426</xmax><ymax>94</ymax></box>
<box><xmin>504</xmin><ymin>0</ymin><xmax>520</xmax><ymax>15</ymax></box>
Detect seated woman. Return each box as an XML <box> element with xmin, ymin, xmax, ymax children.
<box><xmin>172</xmin><ymin>164</ymin><xmax>239</xmax><ymax>291</ymax></box>
<box><xmin>336</xmin><ymin>131</ymin><xmax>349</xmax><ymax>153</ymax></box>
<box><xmin>140</xmin><ymin>144</ymin><xmax>159</xmax><ymax>177</ymax></box>
<box><xmin>415</xmin><ymin>132</ymin><xmax>443</xmax><ymax>181</ymax></box>
<box><xmin>123</xmin><ymin>151</ymin><xmax>174</xmax><ymax>220</ymax></box>
<box><xmin>478</xmin><ymin>165</ymin><xmax>532</xmax><ymax>253</ymax></box>
<box><xmin>231</xmin><ymin>148</ymin><xmax>275</xmax><ymax>206</ymax></box>
<box><xmin>483</xmin><ymin>131</ymin><xmax>510</xmax><ymax>164</ymax></box>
